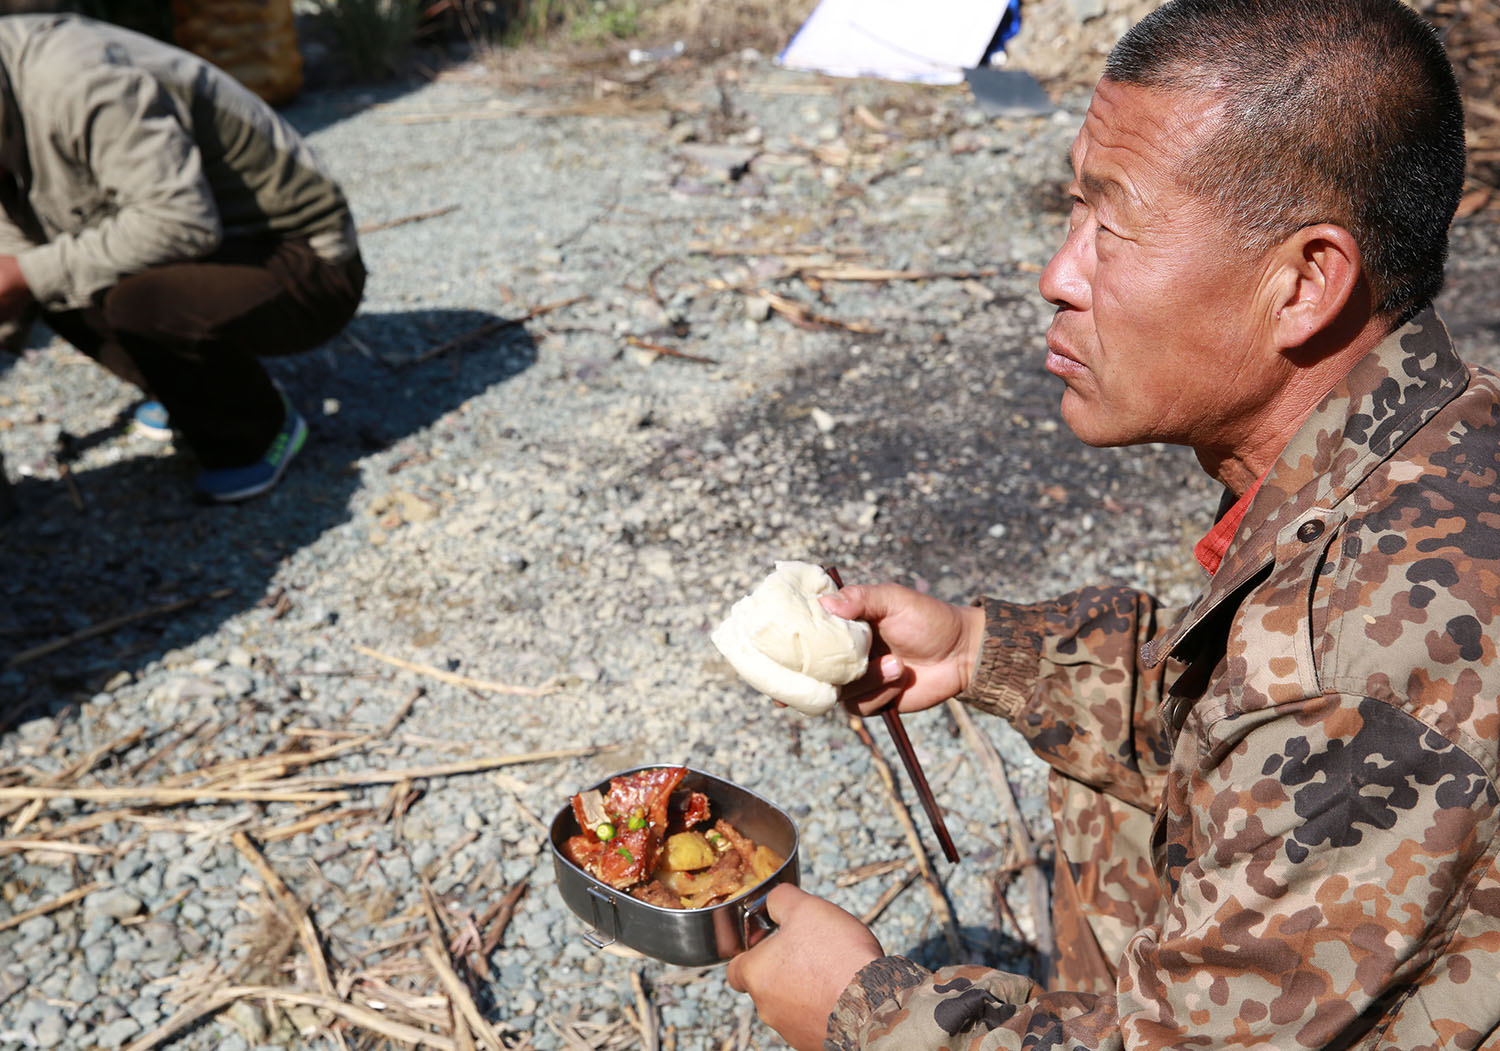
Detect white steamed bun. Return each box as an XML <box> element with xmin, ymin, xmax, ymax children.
<box><xmin>710</xmin><ymin>561</ymin><xmax>872</xmax><ymax>715</ymax></box>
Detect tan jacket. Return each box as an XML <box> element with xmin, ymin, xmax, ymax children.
<box><xmin>0</xmin><ymin>14</ymin><xmax>357</xmax><ymax>314</ymax></box>
<box><xmin>830</xmin><ymin>310</ymin><xmax>1500</xmax><ymax>1049</ymax></box>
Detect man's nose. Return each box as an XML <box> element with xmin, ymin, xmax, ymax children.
<box><xmin>1039</xmin><ymin>228</ymin><xmax>1090</xmax><ymax>311</ymax></box>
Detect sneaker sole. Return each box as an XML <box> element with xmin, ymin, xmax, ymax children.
<box><xmin>196</xmin><ymin>414</ymin><xmax>308</xmax><ymax>504</ymax></box>
<box><xmin>134</xmin><ymin>422</ymin><xmax>173</xmax><ymax>441</ymax></box>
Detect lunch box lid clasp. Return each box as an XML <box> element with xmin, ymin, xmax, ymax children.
<box><xmin>582</xmin><ymin>883</ymin><xmax>620</xmax><ymax>950</ymax></box>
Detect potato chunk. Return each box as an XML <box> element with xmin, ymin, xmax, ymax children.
<box><xmin>663</xmin><ymin>831</ymin><xmax>716</xmax><ymax>872</ymax></box>
<box><xmin>751</xmin><ymin>845</ymin><xmax>784</xmax><ymax>883</ymax></box>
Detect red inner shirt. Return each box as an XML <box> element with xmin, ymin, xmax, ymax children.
<box><xmin>1194</xmin><ymin>476</ymin><xmax>1266</xmax><ymax>576</ymax></box>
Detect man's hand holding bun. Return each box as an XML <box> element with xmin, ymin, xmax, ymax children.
<box><xmin>820</xmin><ymin>583</ymin><xmax>986</xmax><ymax>717</ymax></box>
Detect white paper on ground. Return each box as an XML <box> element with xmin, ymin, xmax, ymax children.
<box><xmin>777</xmin><ymin>0</ymin><xmax>1013</xmax><ymax>85</ymax></box>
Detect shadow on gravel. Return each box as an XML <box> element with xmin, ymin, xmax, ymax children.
<box><xmin>0</xmin><ymin>308</ymin><xmax>536</xmax><ymax>731</ymax></box>
<box><xmin>899</xmin><ymin>921</ymin><xmax>1048</xmax><ymax>984</ymax></box>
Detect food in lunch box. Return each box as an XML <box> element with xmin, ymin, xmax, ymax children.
<box><xmin>562</xmin><ymin>766</ymin><xmax>785</xmax><ymax>909</ymax></box>
<box><xmin>710</xmin><ymin>560</ymin><xmax>872</xmax><ymax>715</ymax></box>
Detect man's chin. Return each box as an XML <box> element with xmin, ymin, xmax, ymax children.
<box><xmin>1058</xmin><ymin>394</ymin><xmax>1134</xmax><ymax>448</ymax></box>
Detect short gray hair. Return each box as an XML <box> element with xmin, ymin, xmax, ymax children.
<box><xmin>1106</xmin><ymin>0</ymin><xmax>1466</xmax><ymax>322</ymax></box>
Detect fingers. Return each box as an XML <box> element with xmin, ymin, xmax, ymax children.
<box><xmin>838</xmin><ymin>655</ymin><xmax>908</xmax><ymax>715</ymax></box>
<box><xmin>728</xmin><ymin>885</ymin><xmax>805</xmax><ymax>993</ymax></box>
<box><xmin>726</xmin><ymin>949</ymin><xmax>750</xmax><ymax>992</ymax></box>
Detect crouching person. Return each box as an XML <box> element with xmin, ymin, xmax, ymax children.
<box><xmin>0</xmin><ymin>13</ymin><xmax>365</xmax><ymax>503</ymax></box>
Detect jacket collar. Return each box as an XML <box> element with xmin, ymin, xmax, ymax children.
<box><xmin>1141</xmin><ymin>308</ymin><xmax>1469</xmax><ymax>669</ymax></box>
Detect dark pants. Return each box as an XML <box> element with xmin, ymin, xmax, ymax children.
<box><xmin>45</xmin><ymin>237</ymin><xmax>365</xmax><ymax>468</ymax></box>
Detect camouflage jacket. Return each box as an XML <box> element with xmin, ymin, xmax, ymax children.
<box><xmin>829</xmin><ymin>310</ymin><xmax>1500</xmax><ymax>1050</ymax></box>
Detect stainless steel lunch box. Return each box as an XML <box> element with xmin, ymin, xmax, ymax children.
<box><xmin>549</xmin><ymin>765</ymin><xmax>800</xmax><ymax>967</ymax></box>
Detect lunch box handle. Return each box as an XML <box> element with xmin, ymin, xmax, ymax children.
<box><xmin>582</xmin><ymin>884</ymin><xmax>619</xmax><ymax>950</ymax></box>
<box><xmin>741</xmin><ymin>889</ymin><xmax>777</xmax><ymax>950</ymax></box>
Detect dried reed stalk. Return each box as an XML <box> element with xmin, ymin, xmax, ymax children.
<box><xmin>125</xmin><ymin>985</ymin><xmax>462</xmax><ymax>1051</ymax></box>
<box><xmin>945</xmin><ymin>699</ymin><xmax>1054</xmax><ymax>965</ymax></box>
<box><xmin>421</xmin><ymin>942</ymin><xmax>510</xmax><ymax>1051</ymax></box>
<box><xmin>846</xmin><ymin>715</ymin><xmax>964</xmax><ymax>961</ymax></box>
<box><xmin>0</xmin><ymin>785</ymin><xmax>348</xmax><ymax>804</ymax></box>
<box><xmin>0</xmin><ymin>879</ymin><xmax>109</xmax><ymax>934</ymax></box>
<box><xmin>232</xmin><ymin>831</ymin><xmax>336</xmax><ymax>999</ymax></box>
<box><xmin>5</xmin><ymin>588</ymin><xmax>233</xmax><ymax>668</ymax></box>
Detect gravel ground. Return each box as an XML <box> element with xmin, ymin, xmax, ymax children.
<box><xmin>0</xmin><ymin>38</ymin><xmax>1498</xmax><ymax>1051</ymax></box>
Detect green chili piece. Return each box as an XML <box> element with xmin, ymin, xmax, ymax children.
<box><xmin>627</xmin><ymin>813</ymin><xmax>647</xmax><ymax>830</ymax></box>
<box><xmin>617</xmin><ymin>846</ymin><xmax>634</xmax><ymax>862</ymax></box>
<box><xmin>595</xmin><ymin>822</ymin><xmax>616</xmax><ymax>840</ymax></box>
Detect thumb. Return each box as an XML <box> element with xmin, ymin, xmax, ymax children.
<box><xmin>765</xmin><ymin>881</ymin><xmax>810</xmax><ymax>924</ymax></box>
<box><xmin>820</xmin><ymin>584</ymin><xmax>886</xmax><ymax>622</ymax></box>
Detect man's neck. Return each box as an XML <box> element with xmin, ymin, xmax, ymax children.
<box><xmin>1196</xmin><ymin>313</ymin><xmax>1398</xmax><ymax>495</ymax></box>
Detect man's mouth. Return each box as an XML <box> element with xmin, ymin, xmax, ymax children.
<box><xmin>1044</xmin><ymin>333</ymin><xmax>1086</xmax><ymax>378</ymax></box>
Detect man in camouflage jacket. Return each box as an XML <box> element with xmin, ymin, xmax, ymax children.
<box><xmin>727</xmin><ymin>2</ymin><xmax>1499</xmax><ymax>1049</ymax></box>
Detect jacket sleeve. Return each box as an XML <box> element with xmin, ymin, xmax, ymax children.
<box><xmin>956</xmin><ymin>585</ymin><xmax>1178</xmax><ymax>812</ymax></box>
<box><xmin>14</xmin><ymin>58</ymin><xmax>222</xmax><ymax>310</ymax></box>
<box><xmin>827</xmin><ymin>690</ymin><xmax>1500</xmax><ymax>1051</ymax></box>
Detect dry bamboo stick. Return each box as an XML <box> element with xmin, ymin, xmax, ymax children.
<box><xmin>128</xmin><ymin>718</ymin><xmax>210</xmax><ymax>778</ymax></box>
<box><xmin>847</xmin><ymin>715</ymin><xmax>965</xmax><ymax>961</ymax></box>
<box><xmin>453</xmin><ymin>1005</ymin><xmax>478</xmax><ymax>1051</ymax></box>
<box><xmin>5</xmin><ymin>588</ymin><xmax>233</xmax><ymax>668</ymax></box>
<box><xmin>860</xmin><ymin>867</ymin><xmax>918</xmax><ymax>926</ymax></box>
<box><xmin>0</xmin><ymin>839</ymin><xmax>110</xmax><ymax>857</ymax></box>
<box><xmin>382</xmin><ymin>686</ymin><xmax>425</xmax><ymax>736</ymax></box>
<box><xmin>231</xmin><ymin>831</ymin><xmax>336</xmax><ymax>999</ymax></box>
<box><xmin>944</xmin><ymin>701</ymin><xmax>1030</xmax><ymax>865</ymax></box>
<box><xmin>796</xmin><ymin>265</ymin><xmax>1001</xmax><ymax>282</ymax></box>
<box><xmin>1</xmin><ymin>727</ymin><xmax>147</xmax><ymax>827</ymax></box>
<box><xmin>269</xmin><ymin>744</ymin><xmax>619</xmax><ymax>790</ymax></box>
<box><xmin>163</xmin><ymin>734</ymin><xmax>378</xmax><ymax>788</ymax></box>
<box><xmin>480</xmin><ymin>880</ymin><xmax>528</xmax><ymax>956</ymax></box>
<box><xmin>421</xmin><ymin>942</ymin><xmax>510</xmax><ymax>1051</ymax></box>
<box><xmin>630</xmin><ymin>968</ymin><xmax>659</xmax><ymax>1051</ymax></box>
<box><xmin>254</xmin><ymin>806</ymin><xmax>376</xmax><ymax>845</ymax></box>
<box><xmin>753</xmin><ymin>289</ymin><xmax>880</xmax><ymax>335</ymax></box>
<box><xmin>353</xmin><ymin>643</ymin><xmax>560</xmax><ymax>696</ymax></box>
<box><xmin>0</xmin><ymin>880</ymin><xmax>109</xmax><ymax>934</ymax></box>
<box><xmin>833</xmin><ymin>858</ymin><xmax>910</xmax><ymax>888</ymax></box>
<box><xmin>125</xmin><ymin>985</ymin><xmax>461</xmax><ymax>1051</ymax></box>
<box><xmin>358</xmin><ymin>204</ymin><xmax>461</xmax><ymax>235</ymax></box>
<box><xmin>0</xmin><ymin>785</ymin><xmax>348</xmax><ymax>804</ymax></box>
<box><xmin>945</xmin><ymin>699</ymin><xmax>1054</xmax><ymax>964</ymax></box>
<box><xmin>405</xmin><ymin>296</ymin><xmax>589</xmax><ymax>367</ymax></box>
<box><xmin>622</xmin><ymin>336</ymin><xmax>718</xmax><ymax>365</ymax></box>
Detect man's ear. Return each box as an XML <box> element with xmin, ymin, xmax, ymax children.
<box><xmin>1267</xmin><ymin>223</ymin><xmax>1367</xmax><ymax>352</ymax></box>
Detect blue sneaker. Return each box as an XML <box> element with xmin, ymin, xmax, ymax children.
<box><xmin>132</xmin><ymin>400</ymin><xmax>172</xmax><ymax>440</ymax></box>
<box><xmin>192</xmin><ymin>397</ymin><xmax>308</xmax><ymax>504</ymax></box>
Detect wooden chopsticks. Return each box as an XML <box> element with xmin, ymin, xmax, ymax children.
<box><xmin>824</xmin><ymin>567</ymin><xmax>959</xmax><ymax>863</ymax></box>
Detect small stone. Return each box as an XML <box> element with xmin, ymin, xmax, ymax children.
<box><xmin>84</xmin><ymin>887</ymin><xmax>143</xmax><ymax>921</ymax></box>
<box><xmin>93</xmin><ymin>1017</ymin><xmax>142</xmax><ymax>1049</ymax></box>
<box><xmin>35</xmin><ymin>1011</ymin><xmax>67</xmax><ymax>1049</ymax></box>
<box><xmin>221</xmin><ymin>671</ymin><xmax>253</xmax><ymax>698</ymax></box>
<box><xmin>226</xmin><ymin>1000</ymin><xmax>269</xmax><ymax>1043</ymax></box>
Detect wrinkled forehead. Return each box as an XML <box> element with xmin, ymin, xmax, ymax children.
<box><xmin>1069</xmin><ymin>78</ymin><xmax>1224</xmax><ymax>194</ymax></box>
